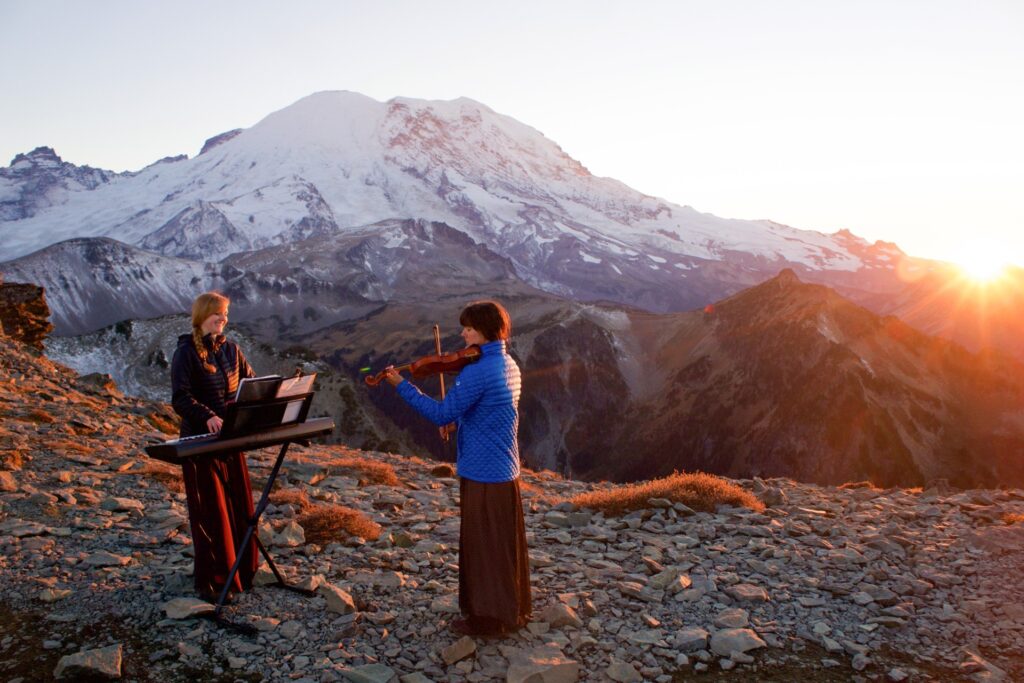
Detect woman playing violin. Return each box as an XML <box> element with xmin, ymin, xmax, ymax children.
<box><xmin>381</xmin><ymin>300</ymin><xmax>531</xmax><ymax>636</ymax></box>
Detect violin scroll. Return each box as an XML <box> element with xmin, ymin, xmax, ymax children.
<box><xmin>363</xmin><ymin>371</ymin><xmax>392</xmax><ymax>388</ymax></box>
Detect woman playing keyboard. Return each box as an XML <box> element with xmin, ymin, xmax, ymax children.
<box><xmin>170</xmin><ymin>291</ymin><xmax>258</xmax><ymax>603</ymax></box>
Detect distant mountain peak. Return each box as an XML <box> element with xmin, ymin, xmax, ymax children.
<box><xmin>0</xmin><ymin>147</ymin><xmax>118</xmax><ymax>222</ymax></box>
<box><xmin>774</xmin><ymin>268</ymin><xmax>801</xmax><ymax>285</ymax></box>
<box><xmin>723</xmin><ymin>267</ymin><xmax>821</xmax><ymax>306</ymax></box>
<box><xmin>4</xmin><ymin>146</ymin><xmax>115</xmax><ymax>178</ymax></box>
<box><xmin>714</xmin><ymin>267</ymin><xmax>853</xmax><ymax>332</ymax></box>
<box><xmin>199</xmin><ymin>129</ymin><xmax>242</xmax><ymax>155</ymax></box>
<box><xmin>9</xmin><ymin>146</ymin><xmax>63</xmax><ymax>168</ymax></box>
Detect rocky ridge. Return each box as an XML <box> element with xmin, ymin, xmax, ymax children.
<box><xmin>32</xmin><ymin>266</ymin><xmax>1024</xmax><ymax>492</ymax></box>
<box><xmin>0</xmin><ymin>147</ymin><xmax>118</xmax><ymax>222</ymax></box>
<box><xmin>593</xmin><ymin>270</ymin><xmax>1024</xmax><ymax>488</ymax></box>
<box><xmin>1</xmin><ymin>335</ymin><xmax>1023</xmax><ymax>681</ymax></box>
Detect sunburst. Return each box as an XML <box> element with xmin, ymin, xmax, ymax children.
<box><xmin>956</xmin><ymin>244</ymin><xmax>1009</xmax><ymax>284</ymax></box>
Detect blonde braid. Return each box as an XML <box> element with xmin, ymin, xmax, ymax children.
<box><xmin>192</xmin><ymin>327</ymin><xmax>217</xmax><ymax>373</ymax></box>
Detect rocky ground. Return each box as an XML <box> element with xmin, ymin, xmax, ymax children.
<box><xmin>2</xmin><ymin>333</ymin><xmax>1024</xmax><ymax>682</ymax></box>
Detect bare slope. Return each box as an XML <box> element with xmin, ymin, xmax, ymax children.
<box><xmin>592</xmin><ymin>270</ymin><xmax>1024</xmax><ymax>487</ymax></box>
<box><xmin>1</xmin><ymin>332</ymin><xmax>1023</xmax><ymax>681</ymax></box>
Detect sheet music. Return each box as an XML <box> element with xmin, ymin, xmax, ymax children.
<box><xmin>234</xmin><ymin>375</ymin><xmax>282</xmax><ymax>402</ymax></box>
<box><xmin>275</xmin><ymin>373</ymin><xmax>316</xmax><ymax>398</ymax></box>
<box><xmin>281</xmin><ymin>399</ymin><xmax>304</xmax><ymax>423</ymax></box>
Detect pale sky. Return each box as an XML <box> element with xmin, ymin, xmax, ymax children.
<box><xmin>1</xmin><ymin>0</ymin><xmax>1022</xmax><ymax>267</ymax></box>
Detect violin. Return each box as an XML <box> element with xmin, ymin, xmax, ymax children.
<box><xmin>364</xmin><ymin>345</ymin><xmax>482</xmax><ymax>387</ymax></box>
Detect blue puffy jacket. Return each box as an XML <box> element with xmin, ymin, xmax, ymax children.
<box><xmin>396</xmin><ymin>340</ymin><xmax>521</xmax><ymax>482</ymax></box>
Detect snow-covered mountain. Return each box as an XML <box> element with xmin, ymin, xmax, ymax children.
<box><xmin>0</xmin><ymin>147</ymin><xmax>120</xmax><ymax>221</ymax></box>
<box><xmin>1</xmin><ymin>237</ymin><xmax>224</xmax><ymax>334</ymax></box>
<box><xmin>0</xmin><ymin>218</ymin><xmax>538</xmax><ymax>334</ymax></box>
<box><xmin>0</xmin><ymin>91</ymin><xmax>909</xmax><ymax>335</ymax></box>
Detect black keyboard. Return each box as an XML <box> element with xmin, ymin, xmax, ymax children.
<box><xmin>144</xmin><ymin>418</ymin><xmax>334</xmax><ymax>464</ymax></box>
<box><xmin>166</xmin><ymin>432</ymin><xmax>215</xmax><ymax>444</ymax></box>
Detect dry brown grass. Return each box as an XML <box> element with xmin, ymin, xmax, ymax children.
<box><xmin>325</xmin><ymin>456</ymin><xmax>399</xmax><ymax>487</ymax></box>
<box><xmin>48</xmin><ymin>439</ymin><xmax>95</xmax><ymax>455</ymax></box>
<box><xmin>522</xmin><ymin>466</ymin><xmax>563</xmax><ymax>481</ymax></box>
<box><xmin>569</xmin><ymin>471</ymin><xmax>765</xmax><ymax>516</ymax></box>
<box><xmin>23</xmin><ymin>408</ymin><xmax>56</xmax><ymax>424</ymax></box>
<box><xmin>298</xmin><ymin>504</ymin><xmax>382</xmax><ymax>544</ymax></box>
<box><xmin>145</xmin><ymin>412</ymin><xmax>179</xmax><ymax>435</ymax></box>
<box><xmin>519</xmin><ymin>479</ymin><xmax>557</xmax><ymax>505</ymax></box>
<box><xmin>270</xmin><ymin>487</ymin><xmax>313</xmax><ymax>511</ymax></box>
<box><xmin>135</xmin><ymin>462</ymin><xmax>185</xmax><ymax>494</ymax></box>
<box><xmin>1</xmin><ymin>449</ymin><xmax>25</xmax><ymax>471</ymax></box>
<box><xmin>839</xmin><ymin>480</ymin><xmax>880</xmax><ymax>490</ymax></box>
<box><xmin>1004</xmin><ymin>513</ymin><xmax>1024</xmax><ymax>525</ymax></box>
<box><xmin>430</xmin><ymin>463</ymin><xmax>456</xmax><ymax>478</ymax></box>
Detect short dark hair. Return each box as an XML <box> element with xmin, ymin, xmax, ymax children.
<box><xmin>459</xmin><ymin>300</ymin><xmax>511</xmax><ymax>341</ymax></box>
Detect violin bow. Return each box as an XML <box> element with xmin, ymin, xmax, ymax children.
<box><xmin>433</xmin><ymin>324</ymin><xmax>450</xmax><ymax>442</ymax></box>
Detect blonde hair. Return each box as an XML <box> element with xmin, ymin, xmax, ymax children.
<box><xmin>191</xmin><ymin>291</ymin><xmax>229</xmax><ymax>373</ymax></box>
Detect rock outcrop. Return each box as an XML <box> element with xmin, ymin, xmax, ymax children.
<box><xmin>0</xmin><ymin>275</ymin><xmax>53</xmax><ymax>348</ymax></box>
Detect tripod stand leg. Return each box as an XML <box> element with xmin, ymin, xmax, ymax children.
<box><xmin>255</xmin><ymin>534</ymin><xmax>316</xmax><ymax>596</ymax></box>
<box><xmin>214</xmin><ymin>442</ymin><xmax>291</xmax><ymax>622</ymax></box>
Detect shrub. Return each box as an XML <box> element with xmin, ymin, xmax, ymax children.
<box><xmin>839</xmin><ymin>480</ymin><xmax>879</xmax><ymax>490</ymax></box>
<box><xmin>144</xmin><ymin>411</ymin><xmax>179</xmax><ymax>435</ymax></box>
<box><xmin>24</xmin><ymin>408</ymin><xmax>56</xmax><ymax>424</ymax></box>
<box><xmin>135</xmin><ymin>462</ymin><xmax>185</xmax><ymax>494</ymax></box>
<box><xmin>48</xmin><ymin>439</ymin><xmax>94</xmax><ymax>455</ymax></box>
<box><xmin>430</xmin><ymin>463</ymin><xmax>456</xmax><ymax>478</ymax></box>
<box><xmin>569</xmin><ymin>471</ymin><xmax>765</xmax><ymax>516</ymax></box>
<box><xmin>326</xmin><ymin>456</ymin><xmax>399</xmax><ymax>487</ymax></box>
<box><xmin>516</xmin><ymin>479</ymin><xmax>555</xmax><ymax>506</ymax></box>
<box><xmin>1</xmin><ymin>446</ymin><xmax>24</xmax><ymax>471</ymax></box>
<box><xmin>270</xmin><ymin>487</ymin><xmax>313</xmax><ymax>511</ymax></box>
<box><xmin>298</xmin><ymin>504</ymin><xmax>382</xmax><ymax>544</ymax></box>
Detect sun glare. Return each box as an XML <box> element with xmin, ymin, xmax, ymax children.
<box><xmin>956</xmin><ymin>246</ymin><xmax>1009</xmax><ymax>283</ymax></box>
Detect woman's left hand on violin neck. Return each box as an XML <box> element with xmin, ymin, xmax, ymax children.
<box><xmin>382</xmin><ymin>366</ymin><xmax>403</xmax><ymax>387</ymax></box>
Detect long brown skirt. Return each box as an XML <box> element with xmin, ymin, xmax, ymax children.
<box><xmin>181</xmin><ymin>452</ymin><xmax>258</xmax><ymax>596</ymax></box>
<box><xmin>459</xmin><ymin>477</ymin><xmax>532</xmax><ymax>628</ymax></box>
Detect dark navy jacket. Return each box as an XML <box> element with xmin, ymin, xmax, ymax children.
<box><xmin>171</xmin><ymin>333</ymin><xmax>255</xmax><ymax>437</ymax></box>
<box><xmin>396</xmin><ymin>340</ymin><xmax>521</xmax><ymax>482</ymax></box>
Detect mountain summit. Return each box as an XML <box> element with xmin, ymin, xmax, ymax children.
<box><xmin>0</xmin><ymin>146</ymin><xmax>117</xmax><ymax>221</ymax></box>
<box><xmin>1</xmin><ymin>91</ymin><xmax>905</xmax><ymax>329</ymax></box>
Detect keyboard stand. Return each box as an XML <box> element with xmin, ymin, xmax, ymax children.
<box><xmin>145</xmin><ymin>391</ymin><xmax>333</xmax><ymax>635</ymax></box>
<box><xmin>207</xmin><ymin>437</ymin><xmax>318</xmax><ymax>635</ymax></box>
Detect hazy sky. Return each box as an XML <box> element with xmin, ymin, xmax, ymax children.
<box><xmin>2</xmin><ymin>0</ymin><xmax>1021</xmax><ymax>267</ymax></box>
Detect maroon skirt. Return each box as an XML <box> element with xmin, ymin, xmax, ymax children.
<box><xmin>181</xmin><ymin>452</ymin><xmax>258</xmax><ymax>596</ymax></box>
<box><xmin>459</xmin><ymin>477</ymin><xmax>532</xmax><ymax>628</ymax></box>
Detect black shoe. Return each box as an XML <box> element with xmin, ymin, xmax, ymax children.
<box><xmin>199</xmin><ymin>589</ymin><xmax>235</xmax><ymax>605</ymax></box>
<box><xmin>449</xmin><ymin>617</ymin><xmax>476</xmax><ymax>636</ymax></box>
<box><xmin>450</xmin><ymin>616</ymin><xmax>514</xmax><ymax>637</ymax></box>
